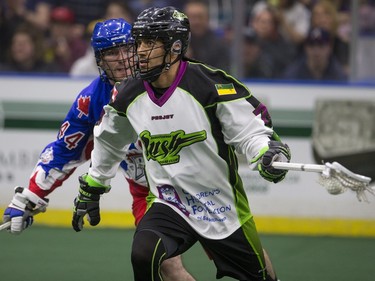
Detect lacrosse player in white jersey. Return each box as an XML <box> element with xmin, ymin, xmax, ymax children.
<box><xmin>2</xmin><ymin>17</ymin><xmax>195</xmax><ymax>281</ymax></box>
<box><xmin>72</xmin><ymin>6</ymin><xmax>291</xmax><ymax>281</ymax></box>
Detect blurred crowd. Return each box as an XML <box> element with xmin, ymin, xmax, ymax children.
<box><xmin>0</xmin><ymin>0</ymin><xmax>374</xmax><ymax>81</ymax></box>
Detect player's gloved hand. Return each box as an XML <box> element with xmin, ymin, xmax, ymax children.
<box><xmin>3</xmin><ymin>186</ymin><xmax>49</xmax><ymax>235</ymax></box>
<box><xmin>72</xmin><ymin>174</ymin><xmax>111</xmax><ymax>232</ymax></box>
<box><xmin>258</xmin><ymin>141</ymin><xmax>291</xmax><ymax>183</ymax></box>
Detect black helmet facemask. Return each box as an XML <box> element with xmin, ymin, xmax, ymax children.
<box><xmin>131</xmin><ymin>6</ymin><xmax>190</xmax><ymax>83</ymax></box>
<box><xmin>136</xmin><ymin>39</ymin><xmax>183</xmax><ymax>83</ymax></box>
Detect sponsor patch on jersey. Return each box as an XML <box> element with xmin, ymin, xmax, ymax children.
<box><xmin>215</xmin><ymin>83</ymin><xmax>236</xmax><ymax>95</ymax></box>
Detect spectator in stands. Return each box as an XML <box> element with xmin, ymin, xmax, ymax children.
<box><xmin>282</xmin><ymin>27</ymin><xmax>347</xmax><ymax>81</ymax></box>
<box><xmin>329</xmin><ymin>0</ymin><xmax>351</xmax><ymax>43</ymax></box>
<box><xmin>250</xmin><ymin>4</ymin><xmax>296</xmax><ymax>78</ymax></box>
<box><xmin>0</xmin><ymin>0</ymin><xmax>28</xmax><ymax>63</ymax></box>
<box><xmin>70</xmin><ymin>0</ymin><xmax>135</xmax><ymax>77</ymax></box>
<box><xmin>310</xmin><ymin>0</ymin><xmax>349</xmax><ymax>74</ymax></box>
<box><xmin>183</xmin><ymin>0</ymin><xmax>230</xmax><ymax>72</ymax></box>
<box><xmin>51</xmin><ymin>0</ymin><xmax>108</xmax><ymax>39</ymax></box>
<box><xmin>276</xmin><ymin>0</ymin><xmax>311</xmax><ymax>46</ymax></box>
<box><xmin>68</xmin><ymin>21</ymin><xmax>100</xmax><ymax>78</ymax></box>
<box><xmin>297</xmin><ymin>0</ymin><xmax>315</xmax><ymax>9</ymax></box>
<box><xmin>0</xmin><ymin>24</ymin><xmax>60</xmax><ymax>73</ymax></box>
<box><xmin>103</xmin><ymin>0</ymin><xmax>135</xmax><ymax>21</ymax></box>
<box><xmin>359</xmin><ymin>0</ymin><xmax>375</xmax><ymax>35</ymax></box>
<box><xmin>44</xmin><ymin>6</ymin><xmax>87</xmax><ymax>73</ymax></box>
<box><xmin>242</xmin><ymin>27</ymin><xmax>273</xmax><ymax>79</ymax></box>
<box><xmin>22</xmin><ymin>0</ymin><xmax>52</xmax><ymax>32</ymax></box>
<box><xmin>128</xmin><ymin>0</ymin><xmax>186</xmax><ymax>16</ymax></box>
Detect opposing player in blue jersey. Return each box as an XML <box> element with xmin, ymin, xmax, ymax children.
<box><xmin>2</xmin><ymin>18</ymin><xmax>196</xmax><ymax>281</ymax></box>
<box><xmin>72</xmin><ymin>7</ymin><xmax>291</xmax><ymax>281</ymax></box>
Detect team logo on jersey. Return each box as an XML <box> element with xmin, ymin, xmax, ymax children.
<box><xmin>40</xmin><ymin>147</ymin><xmax>54</xmax><ymax>164</ymax></box>
<box><xmin>77</xmin><ymin>95</ymin><xmax>90</xmax><ymax>118</ymax></box>
<box><xmin>125</xmin><ymin>152</ymin><xmax>145</xmax><ymax>181</ymax></box>
<box><xmin>140</xmin><ymin>129</ymin><xmax>207</xmax><ymax>165</ymax></box>
<box><xmin>215</xmin><ymin>83</ymin><xmax>237</xmax><ymax>95</ymax></box>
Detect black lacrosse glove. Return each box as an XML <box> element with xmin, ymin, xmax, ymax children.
<box><xmin>258</xmin><ymin>141</ymin><xmax>291</xmax><ymax>183</ymax></box>
<box><xmin>72</xmin><ymin>174</ymin><xmax>110</xmax><ymax>232</ymax></box>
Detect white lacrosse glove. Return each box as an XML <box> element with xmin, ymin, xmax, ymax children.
<box><xmin>3</xmin><ymin>187</ymin><xmax>49</xmax><ymax>235</ymax></box>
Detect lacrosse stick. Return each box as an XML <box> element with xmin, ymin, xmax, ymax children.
<box><xmin>0</xmin><ymin>221</ymin><xmax>10</xmax><ymax>231</ymax></box>
<box><xmin>272</xmin><ymin>161</ymin><xmax>374</xmax><ymax>202</ymax></box>
<box><xmin>0</xmin><ymin>204</ymin><xmax>48</xmax><ymax>231</ymax></box>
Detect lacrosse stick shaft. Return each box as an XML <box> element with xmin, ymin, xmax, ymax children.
<box><xmin>0</xmin><ymin>221</ymin><xmax>11</xmax><ymax>231</ymax></box>
<box><xmin>272</xmin><ymin>162</ymin><xmax>325</xmax><ymax>173</ymax></box>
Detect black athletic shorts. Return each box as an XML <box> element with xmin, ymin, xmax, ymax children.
<box><xmin>135</xmin><ymin>203</ymin><xmax>267</xmax><ymax>280</ymax></box>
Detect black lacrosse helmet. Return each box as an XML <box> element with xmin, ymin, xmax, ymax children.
<box><xmin>132</xmin><ymin>6</ymin><xmax>190</xmax><ymax>82</ymax></box>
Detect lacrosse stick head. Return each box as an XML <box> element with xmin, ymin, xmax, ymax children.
<box><xmin>318</xmin><ymin>162</ymin><xmax>374</xmax><ymax>202</ymax></box>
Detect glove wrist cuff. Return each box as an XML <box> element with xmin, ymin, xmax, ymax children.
<box><xmin>10</xmin><ymin>193</ymin><xmax>28</xmax><ymax>210</ymax></box>
<box><xmin>78</xmin><ymin>174</ymin><xmax>110</xmax><ymax>201</ymax></box>
<box><xmin>78</xmin><ymin>188</ymin><xmax>101</xmax><ymax>201</ymax></box>
<box><xmin>82</xmin><ymin>174</ymin><xmax>111</xmax><ymax>193</ymax></box>
<box><xmin>22</xmin><ymin>188</ymin><xmax>49</xmax><ymax>209</ymax></box>
<box><xmin>250</xmin><ymin>146</ymin><xmax>269</xmax><ymax>165</ymax></box>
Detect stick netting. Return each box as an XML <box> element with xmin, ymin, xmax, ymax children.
<box><xmin>318</xmin><ymin>162</ymin><xmax>374</xmax><ymax>202</ymax></box>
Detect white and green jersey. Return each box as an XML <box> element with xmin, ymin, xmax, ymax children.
<box><xmin>89</xmin><ymin>60</ymin><xmax>277</xmax><ymax>239</ymax></box>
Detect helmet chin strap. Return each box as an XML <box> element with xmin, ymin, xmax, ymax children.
<box><xmin>141</xmin><ymin>53</ymin><xmax>180</xmax><ymax>83</ymax></box>
<box><xmin>141</xmin><ymin>63</ymin><xmax>166</xmax><ymax>83</ymax></box>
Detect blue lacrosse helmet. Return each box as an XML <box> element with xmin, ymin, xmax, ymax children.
<box><xmin>91</xmin><ymin>18</ymin><xmax>134</xmax><ymax>63</ymax></box>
